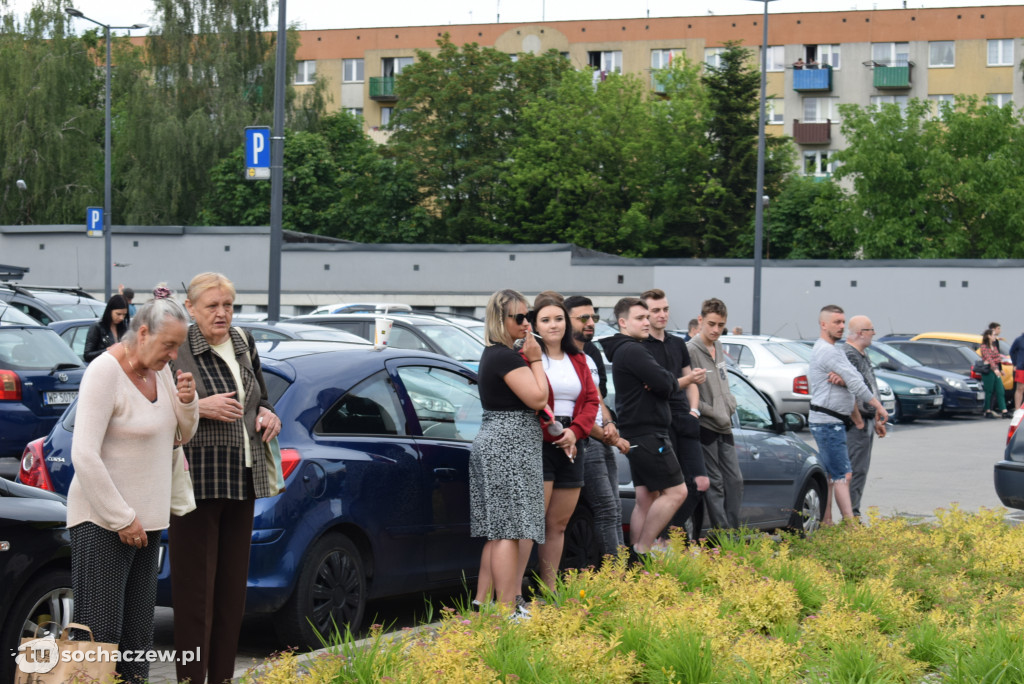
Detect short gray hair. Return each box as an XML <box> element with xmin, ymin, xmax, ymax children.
<box><xmin>123</xmin><ymin>298</ymin><xmax>189</xmax><ymax>345</ymax></box>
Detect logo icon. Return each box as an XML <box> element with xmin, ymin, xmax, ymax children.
<box><xmin>16</xmin><ymin>636</ymin><xmax>59</xmax><ymax>674</ymax></box>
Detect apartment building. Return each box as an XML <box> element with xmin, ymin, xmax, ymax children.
<box><xmin>292</xmin><ymin>5</ymin><xmax>1024</xmax><ymax>174</ymax></box>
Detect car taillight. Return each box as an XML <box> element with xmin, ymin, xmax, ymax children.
<box><xmin>0</xmin><ymin>369</ymin><xmax>22</xmax><ymax>401</ymax></box>
<box><xmin>793</xmin><ymin>375</ymin><xmax>809</xmax><ymax>395</ymax></box>
<box><xmin>280</xmin><ymin>448</ymin><xmax>301</xmax><ymax>480</ymax></box>
<box><xmin>1007</xmin><ymin>409</ymin><xmax>1024</xmax><ymax>445</ymax></box>
<box><xmin>19</xmin><ymin>438</ymin><xmax>55</xmax><ymax>491</ymax></box>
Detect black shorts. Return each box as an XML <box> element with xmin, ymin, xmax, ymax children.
<box><xmin>623</xmin><ymin>432</ymin><xmax>684</xmax><ymax>492</ymax></box>
<box><xmin>542</xmin><ymin>439</ymin><xmax>585</xmax><ymax>488</ymax></box>
<box><xmin>670</xmin><ymin>412</ymin><xmax>704</xmax><ymax>480</ymax></box>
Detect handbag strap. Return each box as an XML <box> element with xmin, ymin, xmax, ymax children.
<box><xmin>60</xmin><ymin>622</ymin><xmax>96</xmax><ymax>641</ymax></box>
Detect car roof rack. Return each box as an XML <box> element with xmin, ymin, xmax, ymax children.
<box><xmin>0</xmin><ymin>281</ymin><xmax>96</xmax><ymax>299</ymax></box>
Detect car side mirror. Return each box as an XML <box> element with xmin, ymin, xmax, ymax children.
<box><xmin>879</xmin><ymin>361</ymin><xmax>897</xmax><ymax>371</ymax></box>
<box><xmin>780</xmin><ymin>412</ymin><xmax>806</xmax><ymax>433</ymax></box>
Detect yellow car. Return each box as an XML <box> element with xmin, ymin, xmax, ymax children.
<box><xmin>910</xmin><ymin>332</ymin><xmax>1013</xmax><ymax>391</ymax></box>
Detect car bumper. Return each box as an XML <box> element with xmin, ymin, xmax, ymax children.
<box><xmin>0</xmin><ymin>411</ymin><xmax>61</xmax><ymax>459</ymax></box>
<box><xmin>942</xmin><ymin>388</ymin><xmax>987</xmax><ymax>413</ymax></box>
<box><xmin>897</xmin><ymin>394</ymin><xmax>943</xmax><ymax>418</ymax></box>
<box><xmin>994</xmin><ymin>460</ymin><xmax>1024</xmax><ymax>510</ymax></box>
<box><xmin>777</xmin><ymin>395</ymin><xmax>811</xmax><ymax>415</ymax></box>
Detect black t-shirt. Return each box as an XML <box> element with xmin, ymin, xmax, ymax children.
<box><xmin>644</xmin><ymin>333</ymin><xmax>692</xmax><ymax>413</ymax></box>
<box><xmin>478</xmin><ymin>344</ymin><xmax>532</xmax><ymax>411</ymax></box>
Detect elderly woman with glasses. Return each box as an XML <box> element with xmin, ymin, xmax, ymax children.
<box><xmin>469</xmin><ymin>289</ymin><xmax>549</xmax><ymax>618</ymax></box>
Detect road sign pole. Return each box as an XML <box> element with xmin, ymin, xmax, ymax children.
<box><xmin>267</xmin><ymin>0</ymin><xmax>287</xmax><ymax>321</ymax></box>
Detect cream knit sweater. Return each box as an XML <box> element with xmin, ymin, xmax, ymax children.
<box><xmin>67</xmin><ymin>353</ymin><xmax>199</xmax><ymax>532</ymax></box>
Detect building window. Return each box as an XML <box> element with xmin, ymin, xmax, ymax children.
<box><xmin>928</xmin><ymin>94</ymin><xmax>954</xmax><ymax>116</ymax></box>
<box><xmin>295</xmin><ymin>60</ymin><xmax>316</xmax><ymax>84</ymax></box>
<box><xmin>380</xmin><ymin>107</ymin><xmax>393</xmax><ymax>126</ymax></box>
<box><xmin>803</xmin><ymin>150</ymin><xmax>832</xmax><ymax>177</ymax></box>
<box><xmin>817</xmin><ymin>44</ymin><xmax>840</xmax><ymax>69</ymax></box>
<box><xmin>803</xmin><ymin>97</ymin><xmax>833</xmax><ymax>123</ymax></box>
<box><xmin>988</xmin><ymin>39</ymin><xmax>1014</xmax><ymax>66</ymax></box>
<box><xmin>587</xmin><ymin>50</ymin><xmax>622</xmax><ymax>74</ymax></box>
<box><xmin>704</xmin><ymin>47</ymin><xmax>725</xmax><ymax>70</ymax></box>
<box><xmin>509</xmin><ymin>53</ymin><xmax>519</xmax><ymax>62</ymax></box>
<box><xmin>871</xmin><ymin>42</ymin><xmax>909</xmax><ymax>66</ymax></box>
<box><xmin>928</xmin><ymin>41</ymin><xmax>955</xmax><ymax>67</ymax></box>
<box><xmin>345</xmin><ymin>108</ymin><xmax>363</xmax><ymax>117</ymax></box>
<box><xmin>650</xmin><ymin>48</ymin><xmax>677</xmax><ymax>70</ymax></box>
<box><xmin>765</xmin><ymin>45</ymin><xmax>786</xmax><ymax>72</ymax></box>
<box><xmin>988</xmin><ymin>93</ymin><xmax>1013</xmax><ymax>107</ymax></box>
<box><xmin>343</xmin><ymin>58</ymin><xmax>364</xmax><ymax>82</ymax></box>
<box><xmin>381</xmin><ymin>56</ymin><xmax>414</xmax><ymax>78</ymax></box>
<box><xmin>871</xmin><ymin>95</ymin><xmax>909</xmax><ymax>114</ymax></box>
<box><xmin>767</xmin><ymin>98</ymin><xmax>784</xmax><ymax>124</ymax></box>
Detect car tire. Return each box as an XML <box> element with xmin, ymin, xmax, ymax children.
<box><xmin>892</xmin><ymin>399</ymin><xmax>914</xmax><ymax>424</ymax></box>
<box><xmin>274</xmin><ymin>533</ymin><xmax>367</xmax><ymax>649</ymax></box>
<box><xmin>786</xmin><ymin>478</ymin><xmax>825</xmax><ymax>534</ymax></box>
<box><xmin>560</xmin><ymin>502</ymin><xmax>602</xmax><ymax>571</ymax></box>
<box><xmin>1</xmin><ymin>569</ymin><xmax>73</xmax><ymax>683</ymax></box>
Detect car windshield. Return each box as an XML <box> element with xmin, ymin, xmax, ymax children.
<box><xmin>764</xmin><ymin>341</ymin><xmax>809</xmax><ymax>364</ymax></box>
<box><xmin>417</xmin><ymin>325</ymin><xmax>484</xmax><ymax>362</ymax></box>
<box><xmin>872</xmin><ymin>340</ymin><xmax>921</xmax><ymax>367</ymax></box>
<box><xmin>0</xmin><ymin>327</ymin><xmax>84</xmax><ymax>370</ymax></box>
<box><xmin>293</xmin><ymin>328</ymin><xmax>369</xmax><ymax>343</ymax></box>
<box><xmin>48</xmin><ymin>300</ymin><xmax>106</xmax><ymax>320</ymax></box>
<box><xmin>0</xmin><ymin>305</ymin><xmax>39</xmax><ymax>325</ymax></box>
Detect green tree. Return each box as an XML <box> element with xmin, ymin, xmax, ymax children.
<box><xmin>746</xmin><ymin>176</ymin><xmax>855</xmax><ymax>259</ymax></box>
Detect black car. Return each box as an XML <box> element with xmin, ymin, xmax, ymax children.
<box><xmin>865</xmin><ymin>341</ymin><xmax>985</xmax><ymax>416</ymax></box>
<box><xmin>0</xmin><ymin>283</ymin><xmax>105</xmax><ymax>325</ymax></box>
<box><xmin>885</xmin><ymin>341</ymin><xmax>978</xmax><ymax>377</ymax></box>
<box><xmin>0</xmin><ymin>479</ymin><xmax>72</xmax><ymax>684</ymax></box>
<box><xmin>995</xmin><ymin>409</ymin><xmax>1024</xmax><ymax>510</ymax></box>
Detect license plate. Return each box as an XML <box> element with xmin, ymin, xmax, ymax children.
<box><xmin>45</xmin><ymin>391</ymin><xmax>77</xmax><ymax>406</ymax></box>
<box><xmin>976</xmin><ymin>391</ymin><xmax>986</xmax><ymax>401</ymax></box>
<box><xmin>933</xmin><ymin>397</ymin><xmax>943</xmax><ymax>406</ymax></box>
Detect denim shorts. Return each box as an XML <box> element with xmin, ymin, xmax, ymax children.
<box><xmin>808</xmin><ymin>422</ymin><xmax>852</xmax><ymax>482</ymax></box>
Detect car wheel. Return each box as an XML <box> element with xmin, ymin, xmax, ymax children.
<box><xmin>787</xmin><ymin>478</ymin><xmax>825</xmax><ymax>534</ymax></box>
<box><xmin>275</xmin><ymin>533</ymin><xmax>367</xmax><ymax>649</ymax></box>
<box><xmin>560</xmin><ymin>502</ymin><xmax>602</xmax><ymax>571</ymax></box>
<box><xmin>892</xmin><ymin>398</ymin><xmax>915</xmax><ymax>424</ymax></box>
<box><xmin>1</xmin><ymin>569</ymin><xmax>73</xmax><ymax>683</ymax></box>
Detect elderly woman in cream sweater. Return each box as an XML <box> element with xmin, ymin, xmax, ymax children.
<box><xmin>66</xmin><ymin>297</ymin><xmax>199</xmax><ymax>684</ymax></box>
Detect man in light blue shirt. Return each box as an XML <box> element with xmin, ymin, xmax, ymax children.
<box><xmin>809</xmin><ymin>305</ymin><xmax>889</xmax><ymax>524</ymax></box>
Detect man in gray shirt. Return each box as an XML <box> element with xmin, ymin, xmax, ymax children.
<box><xmin>809</xmin><ymin>305</ymin><xmax>889</xmax><ymax>524</ymax></box>
<box><xmin>839</xmin><ymin>315</ymin><xmax>888</xmax><ymax>518</ymax></box>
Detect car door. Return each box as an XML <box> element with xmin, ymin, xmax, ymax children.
<box><xmin>390</xmin><ymin>361</ymin><xmax>483</xmax><ymax>583</ymax></box>
<box><xmin>728</xmin><ymin>371</ymin><xmax>804</xmax><ymax>528</ymax></box>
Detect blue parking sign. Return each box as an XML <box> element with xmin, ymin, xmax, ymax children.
<box><xmin>86</xmin><ymin>207</ymin><xmax>103</xmax><ymax>237</ymax></box>
<box><xmin>245</xmin><ymin>126</ymin><xmax>271</xmax><ymax>180</ymax></box>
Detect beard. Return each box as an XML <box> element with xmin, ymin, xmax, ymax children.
<box><xmin>573</xmin><ymin>329</ymin><xmax>592</xmax><ymax>343</ymax></box>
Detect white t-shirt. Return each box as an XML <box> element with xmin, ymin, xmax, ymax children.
<box><xmin>584</xmin><ymin>354</ymin><xmax>604</xmax><ymax>427</ymax></box>
<box><xmin>542</xmin><ymin>353</ymin><xmax>582</xmax><ymax>417</ymax></box>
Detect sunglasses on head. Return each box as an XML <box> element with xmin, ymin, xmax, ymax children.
<box><xmin>507</xmin><ymin>313</ymin><xmax>529</xmax><ymax>325</ymax></box>
<box><xmin>573</xmin><ymin>314</ymin><xmax>600</xmax><ymax>323</ymax></box>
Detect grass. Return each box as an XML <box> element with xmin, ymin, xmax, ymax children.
<box><xmin>244</xmin><ymin>506</ymin><xmax>1024</xmax><ymax>683</ymax></box>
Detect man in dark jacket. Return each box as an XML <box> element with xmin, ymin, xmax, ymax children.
<box><xmin>602</xmin><ymin>297</ymin><xmax>687</xmax><ymax>558</ymax></box>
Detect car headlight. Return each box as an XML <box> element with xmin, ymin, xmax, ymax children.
<box><xmin>943</xmin><ymin>377</ymin><xmax>966</xmax><ymax>390</ymax></box>
<box><xmin>908</xmin><ymin>387</ymin><xmax>929</xmax><ymax>395</ymax></box>
<box><xmin>409</xmin><ymin>391</ymin><xmax>456</xmax><ymax>414</ymax></box>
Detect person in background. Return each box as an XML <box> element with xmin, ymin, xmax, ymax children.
<box><xmin>67</xmin><ymin>299</ymin><xmax>198</xmax><ymax>684</ymax></box>
<box><xmin>1010</xmin><ymin>328</ymin><xmax>1024</xmax><ymax>410</ymax></box>
<box><xmin>118</xmin><ymin>285</ymin><xmax>137</xmax><ymax>325</ymax></box>
<box><xmin>980</xmin><ymin>328</ymin><xmax>1008</xmax><ymax>419</ymax></box>
<box><xmin>169</xmin><ymin>272</ymin><xmax>282</xmax><ymax>684</ymax></box>
<box><xmin>470</xmin><ymin>289</ymin><xmax>548</xmax><ymax>618</ymax></box>
<box><xmin>83</xmin><ymin>294</ymin><xmax>129</xmax><ymax>362</ymax></box>
<box><xmin>683</xmin><ymin>319</ymin><xmax>699</xmax><ymax>342</ymax></box>
<box><xmin>989</xmin><ymin>322</ymin><xmax>1002</xmax><ymax>339</ymax></box>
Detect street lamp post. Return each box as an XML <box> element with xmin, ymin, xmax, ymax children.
<box><xmin>65</xmin><ymin>9</ymin><xmax>147</xmax><ymax>301</ymax></box>
<box><xmin>748</xmin><ymin>0</ymin><xmax>777</xmax><ymax>336</ymax></box>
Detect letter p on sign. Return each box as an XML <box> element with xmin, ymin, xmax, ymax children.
<box><xmin>245</xmin><ymin>126</ymin><xmax>271</xmax><ymax>180</ymax></box>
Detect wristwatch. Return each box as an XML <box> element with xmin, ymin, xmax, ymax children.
<box><xmin>690</xmin><ymin>408</ymin><xmax>701</xmax><ymax>417</ymax></box>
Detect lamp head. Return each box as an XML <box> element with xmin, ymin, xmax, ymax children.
<box><xmin>64</xmin><ymin>8</ymin><xmax>84</xmax><ymax>17</ymax></box>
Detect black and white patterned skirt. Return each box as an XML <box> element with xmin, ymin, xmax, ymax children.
<box><xmin>469</xmin><ymin>410</ymin><xmax>545</xmax><ymax>543</ymax></box>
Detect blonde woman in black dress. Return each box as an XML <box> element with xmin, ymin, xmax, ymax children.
<box><xmin>469</xmin><ymin>289</ymin><xmax>548</xmax><ymax>616</ymax></box>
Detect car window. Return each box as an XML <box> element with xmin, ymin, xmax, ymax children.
<box><xmin>727</xmin><ymin>372</ymin><xmax>774</xmax><ymax>430</ymax></box>
<box><xmin>48</xmin><ymin>301</ymin><xmax>105</xmax><ymax>319</ymax></box>
<box><xmin>246</xmin><ymin>328</ymin><xmax>290</xmax><ymax>342</ymax></box>
<box><xmin>389</xmin><ymin>326</ymin><xmax>432</xmax><ymax>352</ymax></box>
<box><xmin>316</xmin><ymin>370</ymin><xmax>405</xmax><ymax>436</ymax></box>
<box><xmin>764</xmin><ymin>342</ymin><xmax>805</xmax><ymax>364</ymax></box>
<box><xmin>397</xmin><ymin>366</ymin><xmax>482</xmax><ymax>440</ymax></box>
<box><xmin>0</xmin><ymin>328</ymin><xmax>84</xmax><ymax>370</ymax></box>
<box><xmin>0</xmin><ymin>305</ymin><xmax>39</xmax><ymax>325</ymax></box>
<box><xmin>294</xmin><ymin>328</ymin><xmax>367</xmax><ymax>343</ymax></box>
<box><xmin>872</xmin><ymin>341</ymin><xmax>921</xmax><ymax>367</ymax></box>
<box><xmin>262</xmin><ymin>371</ymin><xmax>290</xmax><ymax>406</ymax></box>
<box><xmin>62</xmin><ymin>326</ymin><xmax>89</xmax><ymax>359</ymax></box>
<box><xmin>897</xmin><ymin>344</ymin><xmax>936</xmax><ymax>366</ymax></box>
<box><xmin>17</xmin><ymin>303</ymin><xmax>52</xmax><ymax>326</ymax></box>
<box><xmin>417</xmin><ymin>325</ymin><xmax>484</xmax><ymax>362</ymax></box>
<box><xmin>722</xmin><ymin>343</ymin><xmax>753</xmax><ymax>369</ymax></box>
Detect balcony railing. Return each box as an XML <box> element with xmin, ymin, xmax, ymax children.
<box><xmin>369</xmin><ymin>76</ymin><xmax>398</xmax><ymax>100</ymax></box>
<box><xmin>872</xmin><ymin>64</ymin><xmax>912</xmax><ymax>89</ymax></box>
<box><xmin>793</xmin><ymin>119</ymin><xmax>831</xmax><ymax>145</ymax></box>
<box><xmin>792</xmin><ymin>67</ymin><xmax>832</xmax><ymax>92</ymax></box>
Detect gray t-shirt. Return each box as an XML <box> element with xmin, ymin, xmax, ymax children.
<box><xmin>809</xmin><ymin>338</ymin><xmax>875</xmax><ymax>424</ymax></box>
<box><xmin>840</xmin><ymin>341</ymin><xmax>879</xmax><ymax>418</ymax></box>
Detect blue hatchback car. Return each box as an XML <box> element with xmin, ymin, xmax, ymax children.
<box><xmin>20</xmin><ymin>341</ymin><xmax>487</xmax><ymax>647</ymax></box>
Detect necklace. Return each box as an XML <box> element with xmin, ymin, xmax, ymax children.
<box><xmin>126</xmin><ymin>353</ymin><xmax>148</xmax><ymax>384</ymax></box>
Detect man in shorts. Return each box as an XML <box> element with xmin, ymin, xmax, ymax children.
<box><xmin>809</xmin><ymin>305</ymin><xmax>889</xmax><ymax>524</ymax></box>
<box><xmin>600</xmin><ymin>297</ymin><xmax>687</xmax><ymax>560</ymax></box>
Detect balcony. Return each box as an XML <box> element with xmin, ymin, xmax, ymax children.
<box><xmin>369</xmin><ymin>77</ymin><xmax>397</xmax><ymax>101</ymax></box>
<box><xmin>793</xmin><ymin>119</ymin><xmax>831</xmax><ymax>145</ymax></box>
<box><xmin>872</xmin><ymin>64</ymin><xmax>912</xmax><ymax>89</ymax></box>
<box><xmin>792</xmin><ymin>67</ymin><xmax>832</xmax><ymax>92</ymax></box>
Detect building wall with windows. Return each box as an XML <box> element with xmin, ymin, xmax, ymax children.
<box><xmin>290</xmin><ymin>6</ymin><xmax>1024</xmax><ymax>175</ymax></box>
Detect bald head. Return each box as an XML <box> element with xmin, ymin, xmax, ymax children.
<box><xmin>846</xmin><ymin>315</ymin><xmax>875</xmax><ymax>351</ymax></box>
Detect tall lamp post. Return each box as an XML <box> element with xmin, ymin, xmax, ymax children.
<box><xmin>747</xmin><ymin>0</ymin><xmax>777</xmax><ymax>336</ymax></box>
<box><xmin>65</xmin><ymin>9</ymin><xmax>147</xmax><ymax>301</ymax></box>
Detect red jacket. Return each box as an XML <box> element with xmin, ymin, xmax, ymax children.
<box><xmin>543</xmin><ymin>352</ymin><xmax>600</xmax><ymax>442</ymax></box>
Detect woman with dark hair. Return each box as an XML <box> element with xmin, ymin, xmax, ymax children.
<box><xmin>526</xmin><ymin>292</ymin><xmax>599</xmax><ymax>591</ymax></box>
<box><xmin>470</xmin><ymin>289</ymin><xmax>549</xmax><ymax>618</ymax></box>
<box><xmin>83</xmin><ymin>294</ymin><xmax>129</xmax><ymax>362</ymax></box>
<box><xmin>981</xmin><ymin>328</ymin><xmax>1008</xmax><ymax>419</ymax></box>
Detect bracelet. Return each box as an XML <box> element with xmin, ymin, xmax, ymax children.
<box><xmin>528</xmin><ymin>359</ymin><xmax>541</xmax><ymax>364</ymax></box>
<box><xmin>606</xmin><ymin>420</ymin><xmax>615</xmax><ymax>426</ymax></box>
<box><xmin>690</xmin><ymin>408</ymin><xmax>701</xmax><ymax>417</ymax></box>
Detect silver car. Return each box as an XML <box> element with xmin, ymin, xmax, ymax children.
<box><xmin>720</xmin><ymin>335</ymin><xmax>813</xmax><ymax>415</ymax></box>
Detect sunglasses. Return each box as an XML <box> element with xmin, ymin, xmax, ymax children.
<box><xmin>572</xmin><ymin>314</ymin><xmax>600</xmax><ymax>323</ymax></box>
<box><xmin>507</xmin><ymin>313</ymin><xmax>529</xmax><ymax>325</ymax></box>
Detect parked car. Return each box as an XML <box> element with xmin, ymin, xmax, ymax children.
<box><xmin>0</xmin><ymin>479</ymin><xmax>72</xmax><ymax>684</ymax></box>
<box><xmin>865</xmin><ymin>341</ymin><xmax>986</xmax><ymax>416</ymax></box>
<box><xmin>20</xmin><ymin>342</ymin><xmax>493</xmax><ymax>648</ymax></box>
<box><xmin>289</xmin><ymin>313</ymin><xmax>484</xmax><ymax>370</ymax></box>
<box><xmin>884</xmin><ymin>340</ymin><xmax>979</xmax><ymax>377</ymax></box>
<box><xmin>308</xmin><ymin>302</ymin><xmax>412</xmax><ymax>316</ymax></box>
<box><xmin>235</xmin><ymin>320</ymin><xmax>370</xmax><ymax>344</ymax></box>
<box><xmin>0</xmin><ymin>325</ymin><xmax>85</xmax><ymax>459</ymax></box>
<box><xmin>996</xmin><ymin>409</ymin><xmax>1024</xmax><ymax>511</ymax></box>
<box><xmin>719</xmin><ymin>335</ymin><xmax>812</xmax><ymax>415</ymax></box>
<box><xmin>874</xmin><ymin>369</ymin><xmax>943</xmax><ymax>424</ymax></box>
<box><xmin>0</xmin><ymin>303</ymin><xmax>41</xmax><ymax>326</ymax></box>
<box><xmin>0</xmin><ymin>282</ymin><xmax>105</xmax><ymax>325</ymax></box>
<box><xmin>48</xmin><ymin>318</ymin><xmax>98</xmax><ymax>361</ymax></box>
<box><xmin>910</xmin><ymin>332</ymin><xmax>1013</xmax><ymax>394</ymax></box>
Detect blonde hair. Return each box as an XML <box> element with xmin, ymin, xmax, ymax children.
<box><xmin>484</xmin><ymin>289</ymin><xmax>528</xmax><ymax>348</ymax></box>
<box><xmin>186</xmin><ymin>272</ymin><xmax>236</xmax><ymax>304</ymax></box>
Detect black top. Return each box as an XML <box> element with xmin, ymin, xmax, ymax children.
<box><xmin>83</xmin><ymin>321</ymin><xmax>124</xmax><ymax>362</ymax></box>
<box><xmin>601</xmin><ymin>333</ymin><xmax>677</xmax><ymax>437</ymax></box>
<box><xmin>583</xmin><ymin>340</ymin><xmax>607</xmax><ymax>398</ymax></box>
<box><xmin>478</xmin><ymin>344</ymin><xmax>532</xmax><ymax>411</ymax></box>
<box><xmin>644</xmin><ymin>333</ymin><xmax>692</xmax><ymax>414</ymax></box>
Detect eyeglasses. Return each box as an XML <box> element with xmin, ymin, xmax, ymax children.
<box><xmin>860</xmin><ymin>328</ymin><xmax>876</xmax><ymax>333</ymax></box>
<box><xmin>572</xmin><ymin>314</ymin><xmax>600</xmax><ymax>323</ymax></box>
<box><xmin>507</xmin><ymin>313</ymin><xmax>529</xmax><ymax>325</ymax></box>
